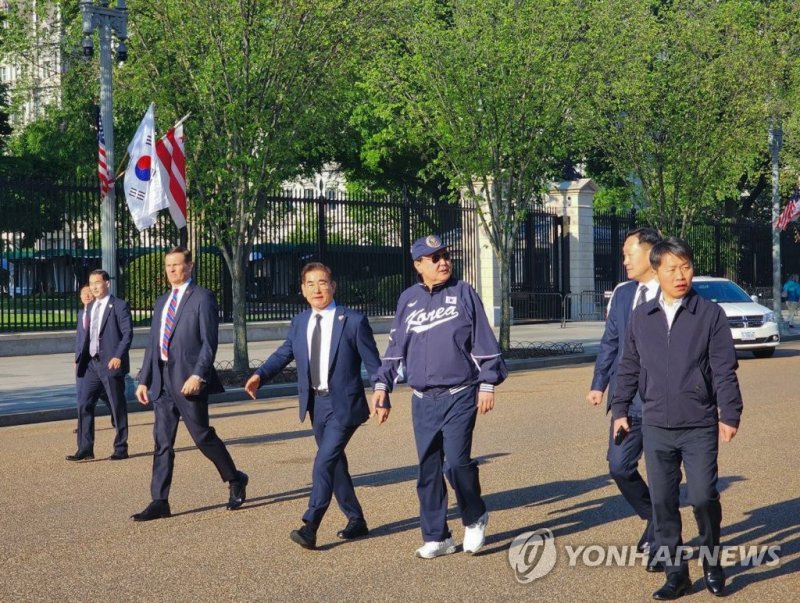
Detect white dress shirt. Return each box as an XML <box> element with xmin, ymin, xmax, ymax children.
<box><xmin>631</xmin><ymin>277</ymin><xmax>660</xmax><ymax>310</ymax></box>
<box><xmin>658</xmin><ymin>293</ymin><xmax>685</xmax><ymax>331</ymax></box>
<box><xmin>306</xmin><ymin>302</ymin><xmax>337</xmax><ymax>391</ymax></box>
<box><xmin>89</xmin><ymin>294</ymin><xmax>111</xmax><ymax>356</ymax></box>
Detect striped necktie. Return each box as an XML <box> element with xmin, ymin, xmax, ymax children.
<box><xmin>82</xmin><ymin>306</ymin><xmax>88</xmax><ymax>330</ymax></box>
<box><xmin>161</xmin><ymin>288</ymin><xmax>179</xmax><ymax>358</ymax></box>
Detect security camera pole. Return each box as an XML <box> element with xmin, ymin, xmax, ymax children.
<box><xmin>80</xmin><ymin>0</ymin><xmax>128</xmax><ymax>296</ymax></box>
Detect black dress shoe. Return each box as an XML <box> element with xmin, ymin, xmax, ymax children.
<box><xmin>653</xmin><ymin>573</ymin><xmax>692</xmax><ymax>600</ymax></box>
<box><xmin>109</xmin><ymin>451</ymin><xmax>129</xmax><ymax>460</ymax></box>
<box><xmin>290</xmin><ymin>523</ymin><xmax>318</xmax><ymax>549</ymax></box>
<box><xmin>337</xmin><ymin>518</ymin><xmax>369</xmax><ymax>540</ymax></box>
<box><xmin>227</xmin><ymin>471</ymin><xmax>248</xmax><ymax>510</ymax></box>
<box><xmin>703</xmin><ymin>564</ymin><xmax>726</xmax><ymax>597</ymax></box>
<box><xmin>65</xmin><ymin>450</ymin><xmax>94</xmax><ymax>461</ymax></box>
<box><xmin>131</xmin><ymin>500</ymin><xmax>171</xmax><ymax>522</ymax></box>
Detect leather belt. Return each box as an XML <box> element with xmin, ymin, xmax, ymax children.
<box><xmin>313</xmin><ymin>388</ymin><xmax>330</xmax><ymax>397</ymax></box>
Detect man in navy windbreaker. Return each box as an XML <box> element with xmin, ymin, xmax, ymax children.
<box><xmin>610</xmin><ymin>237</ymin><xmax>743</xmax><ymax>600</ymax></box>
<box><xmin>372</xmin><ymin>234</ymin><xmax>507</xmax><ymax>559</ymax></box>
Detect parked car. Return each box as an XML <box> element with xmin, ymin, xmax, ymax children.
<box><xmin>692</xmin><ymin>277</ymin><xmax>780</xmax><ymax>358</ymax></box>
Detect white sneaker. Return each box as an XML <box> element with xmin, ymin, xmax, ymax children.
<box><xmin>463</xmin><ymin>511</ymin><xmax>489</xmax><ymax>554</ymax></box>
<box><xmin>415</xmin><ymin>537</ymin><xmax>457</xmax><ymax>559</ymax></box>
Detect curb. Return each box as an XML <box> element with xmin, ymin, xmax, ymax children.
<box><xmin>0</xmin><ymin>352</ymin><xmax>599</xmax><ymax>428</ymax></box>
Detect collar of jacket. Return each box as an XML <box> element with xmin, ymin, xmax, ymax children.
<box><xmin>417</xmin><ymin>276</ymin><xmax>457</xmax><ymax>294</ymax></box>
<box><xmin>646</xmin><ymin>287</ymin><xmax>699</xmax><ymax>314</ymax></box>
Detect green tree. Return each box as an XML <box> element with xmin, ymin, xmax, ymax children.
<box><xmin>116</xmin><ymin>0</ymin><xmax>381</xmax><ymax>371</ymax></box>
<box><xmin>580</xmin><ymin>0</ymin><xmax>771</xmax><ymax>235</ymax></box>
<box><xmin>365</xmin><ymin>0</ymin><xmax>581</xmax><ymax>349</ymax></box>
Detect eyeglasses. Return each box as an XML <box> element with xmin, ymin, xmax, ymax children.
<box><xmin>425</xmin><ymin>251</ymin><xmax>451</xmax><ymax>263</ymax></box>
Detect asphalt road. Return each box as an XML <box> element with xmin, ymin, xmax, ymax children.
<box><xmin>2</xmin><ymin>341</ymin><xmax>799</xmax><ymax>602</ymax></box>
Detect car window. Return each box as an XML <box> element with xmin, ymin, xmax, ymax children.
<box><xmin>693</xmin><ymin>281</ymin><xmax>752</xmax><ymax>303</ymax></box>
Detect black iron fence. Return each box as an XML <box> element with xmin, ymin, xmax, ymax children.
<box><xmin>508</xmin><ymin>208</ymin><xmax>568</xmax><ymax>322</ymax></box>
<box><xmin>594</xmin><ymin>210</ymin><xmax>778</xmax><ymax>294</ymax></box>
<box><xmin>0</xmin><ymin>177</ymin><xmax>480</xmax><ymax>332</ymax></box>
<box><xmin>4</xmin><ymin>175</ymin><xmax>793</xmax><ymax>332</ymax></box>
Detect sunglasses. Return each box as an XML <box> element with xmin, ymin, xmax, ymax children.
<box><xmin>425</xmin><ymin>251</ymin><xmax>451</xmax><ymax>263</ymax></box>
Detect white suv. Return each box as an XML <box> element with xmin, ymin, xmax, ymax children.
<box><xmin>692</xmin><ymin>277</ymin><xmax>780</xmax><ymax>358</ymax></box>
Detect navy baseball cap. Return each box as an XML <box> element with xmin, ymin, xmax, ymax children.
<box><xmin>411</xmin><ymin>234</ymin><xmax>447</xmax><ymax>260</ymax></box>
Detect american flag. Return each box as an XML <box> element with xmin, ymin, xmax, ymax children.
<box><xmin>776</xmin><ymin>189</ymin><xmax>800</xmax><ymax>231</ymax></box>
<box><xmin>97</xmin><ymin>113</ymin><xmax>110</xmax><ymax>199</ymax></box>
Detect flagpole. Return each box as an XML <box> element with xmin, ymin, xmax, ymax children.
<box><xmin>171</xmin><ymin>112</ymin><xmax>191</xmax><ymax>131</ymax></box>
<box><xmin>111</xmin><ymin>151</ymin><xmax>129</xmax><ymax>182</ymax></box>
<box><xmin>81</xmin><ymin>0</ymin><xmax>128</xmax><ymax>297</ymax></box>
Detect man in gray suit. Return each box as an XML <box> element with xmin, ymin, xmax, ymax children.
<box><xmin>132</xmin><ymin>246</ymin><xmax>248</xmax><ymax>521</ymax></box>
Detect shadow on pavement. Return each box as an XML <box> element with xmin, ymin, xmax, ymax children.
<box><xmin>720</xmin><ymin>497</ymin><xmax>800</xmax><ymax>594</ymax></box>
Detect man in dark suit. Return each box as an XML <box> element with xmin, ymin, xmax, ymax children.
<box><xmin>244</xmin><ymin>262</ymin><xmax>385</xmax><ymax>549</ymax></box>
<box><xmin>587</xmin><ymin>227</ymin><xmax>662</xmax><ymax>566</ymax></box>
<box><xmin>612</xmin><ymin>238</ymin><xmax>742</xmax><ymax>599</ymax></box>
<box><xmin>68</xmin><ymin>270</ymin><xmax>133</xmax><ymax>461</ymax></box>
<box><xmin>73</xmin><ymin>284</ymin><xmax>112</xmax><ymax>435</ymax></box>
<box><xmin>132</xmin><ymin>246</ymin><xmax>248</xmax><ymax>521</ymax></box>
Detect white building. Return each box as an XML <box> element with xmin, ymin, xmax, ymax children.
<box><xmin>0</xmin><ymin>0</ymin><xmax>62</xmax><ymax>126</ymax></box>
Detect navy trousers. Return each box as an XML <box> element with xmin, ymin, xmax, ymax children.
<box><xmin>643</xmin><ymin>424</ymin><xmax>721</xmax><ymax>577</ymax></box>
<box><xmin>150</xmin><ymin>366</ymin><xmax>238</xmax><ymax>501</ymax></box>
<box><xmin>412</xmin><ymin>386</ymin><xmax>485</xmax><ymax>542</ymax></box>
<box><xmin>76</xmin><ymin>358</ymin><xmax>128</xmax><ymax>455</ymax></box>
<box><xmin>607</xmin><ymin>414</ymin><xmax>654</xmax><ymax>541</ymax></box>
<box><xmin>302</xmin><ymin>393</ymin><xmax>363</xmax><ymax>526</ymax></box>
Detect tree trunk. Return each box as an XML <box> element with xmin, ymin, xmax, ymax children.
<box><xmin>499</xmin><ymin>252</ymin><xmax>511</xmax><ymax>352</ymax></box>
<box><xmin>229</xmin><ymin>256</ymin><xmax>250</xmax><ymax>373</ymax></box>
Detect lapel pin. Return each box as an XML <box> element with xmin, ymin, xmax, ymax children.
<box><xmin>338</xmin><ymin>315</ymin><xmax>344</xmax><ymax>321</ymax></box>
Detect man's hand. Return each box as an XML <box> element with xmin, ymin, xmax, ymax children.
<box><xmin>135</xmin><ymin>384</ymin><xmax>150</xmax><ymax>406</ymax></box>
<box><xmin>612</xmin><ymin>416</ymin><xmax>629</xmax><ymax>437</ymax></box>
<box><xmin>107</xmin><ymin>357</ymin><xmax>122</xmax><ymax>370</ymax></box>
<box><xmin>180</xmin><ymin>375</ymin><xmax>203</xmax><ymax>396</ymax></box>
<box><xmin>370</xmin><ymin>390</ymin><xmax>390</xmax><ymax>425</ymax></box>
<box><xmin>244</xmin><ymin>374</ymin><xmax>261</xmax><ymax>400</ymax></box>
<box><xmin>719</xmin><ymin>422</ymin><xmax>738</xmax><ymax>442</ymax></box>
<box><xmin>477</xmin><ymin>391</ymin><xmax>495</xmax><ymax>415</ymax></box>
<box><xmin>586</xmin><ymin>390</ymin><xmax>604</xmax><ymax>406</ymax></box>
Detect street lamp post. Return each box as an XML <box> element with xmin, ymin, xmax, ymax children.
<box><xmin>769</xmin><ymin>119</ymin><xmax>783</xmax><ymax>329</ymax></box>
<box><xmin>80</xmin><ymin>0</ymin><xmax>127</xmax><ymax>295</ymax></box>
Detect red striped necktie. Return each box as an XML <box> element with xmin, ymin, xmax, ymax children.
<box><xmin>161</xmin><ymin>288</ymin><xmax>179</xmax><ymax>358</ymax></box>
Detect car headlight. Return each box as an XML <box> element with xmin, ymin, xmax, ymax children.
<box><xmin>764</xmin><ymin>312</ymin><xmax>775</xmax><ymax>323</ymax></box>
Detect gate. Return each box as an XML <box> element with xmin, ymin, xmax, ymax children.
<box><xmin>509</xmin><ymin>208</ymin><xmax>568</xmax><ymax>322</ymax></box>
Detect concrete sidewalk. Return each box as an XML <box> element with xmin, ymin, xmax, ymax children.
<box><xmin>0</xmin><ymin>321</ymin><xmax>607</xmax><ymax>426</ymax></box>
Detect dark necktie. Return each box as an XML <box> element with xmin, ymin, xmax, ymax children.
<box><xmin>310</xmin><ymin>314</ymin><xmax>322</xmax><ymax>389</ymax></box>
<box><xmin>636</xmin><ymin>285</ymin><xmax>648</xmax><ymax>308</ymax></box>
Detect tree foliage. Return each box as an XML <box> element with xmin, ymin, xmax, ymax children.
<box><xmin>117</xmin><ymin>0</ymin><xmax>381</xmax><ymax>370</ymax></box>
<box><xmin>580</xmin><ymin>0</ymin><xmax>772</xmax><ymax>235</ymax></box>
<box><xmin>363</xmin><ymin>0</ymin><xmax>581</xmax><ymax>348</ymax></box>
